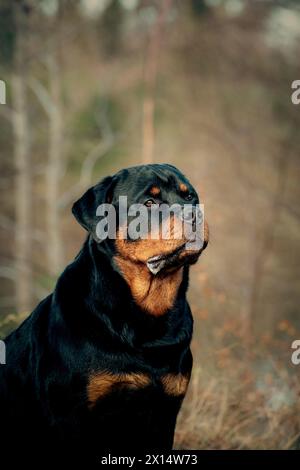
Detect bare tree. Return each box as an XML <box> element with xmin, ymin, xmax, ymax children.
<box><xmin>142</xmin><ymin>0</ymin><xmax>173</xmax><ymax>164</ymax></box>
<box><xmin>30</xmin><ymin>11</ymin><xmax>64</xmax><ymax>277</ymax></box>
<box><xmin>45</xmin><ymin>44</ymin><xmax>64</xmax><ymax>276</ymax></box>
<box><xmin>248</xmin><ymin>133</ymin><xmax>294</xmax><ymax>336</ymax></box>
<box><xmin>12</xmin><ymin>4</ymin><xmax>33</xmax><ymax>313</ymax></box>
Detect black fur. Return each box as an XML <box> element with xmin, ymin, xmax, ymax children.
<box><xmin>0</xmin><ymin>164</ymin><xmax>206</xmax><ymax>464</ymax></box>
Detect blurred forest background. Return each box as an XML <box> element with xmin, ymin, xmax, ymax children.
<box><xmin>0</xmin><ymin>0</ymin><xmax>300</xmax><ymax>449</ymax></box>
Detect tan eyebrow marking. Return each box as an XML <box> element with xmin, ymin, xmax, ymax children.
<box><xmin>179</xmin><ymin>183</ymin><xmax>188</xmax><ymax>193</ymax></box>
<box><xmin>150</xmin><ymin>186</ymin><xmax>161</xmax><ymax>197</ymax></box>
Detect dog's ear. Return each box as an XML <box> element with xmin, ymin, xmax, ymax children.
<box><xmin>72</xmin><ymin>176</ymin><xmax>115</xmax><ymax>236</ymax></box>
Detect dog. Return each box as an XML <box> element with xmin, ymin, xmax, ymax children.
<box><xmin>0</xmin><ymin>164</ymin><xmax>208</xmax><ymax>463</ymax></box>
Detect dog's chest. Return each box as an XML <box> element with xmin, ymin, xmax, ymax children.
<box><xmin>86</xmin><ymin>371</ymin><xmax>190</xmax><ymax>409</ymax></box>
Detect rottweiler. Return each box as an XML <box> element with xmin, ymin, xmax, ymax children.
<box><xmin>0</xmin><ymin>164</ymin><xmax>208</xmax><ymax>463</ymax></box>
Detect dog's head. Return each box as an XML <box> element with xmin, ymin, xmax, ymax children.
<box><xmin>72</xmin><ymin>164</ymin><xmax>209</xmax><ymax>276</ymax></box>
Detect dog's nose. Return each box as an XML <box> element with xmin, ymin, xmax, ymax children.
<box><xmin>180</xmin><ymin>206</ymin><xmax>196</xmax><ymax>224</ymax></box>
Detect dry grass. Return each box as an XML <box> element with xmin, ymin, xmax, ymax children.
<box><xmin>175</xmin><ymin>346</ymin><xmax>300</xmax><ymax>450</ymax></box>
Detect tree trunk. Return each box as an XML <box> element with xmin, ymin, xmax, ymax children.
<box><xmin>46</xmin><ymin>47</ymin><xmax>63</xmax><ymax>276</ymax></box>
<box><xmin>12</xmin><ymin>6</ymin><xmax>32</xmax><ymax>313</ymax></box>
<box><xmin>248</xmin><ymin>143</ymin><xmax>291</xmax><ymax>337</ymax></box>
<box><xmin>142</xmin><ymin>0</ymin><xmax>173</xmax><ymax>164</ymax></box>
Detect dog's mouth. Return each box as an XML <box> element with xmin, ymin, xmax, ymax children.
<box><xmin>146</xmin><ymin>232</ymin><xmax>208</xmax><ymax>275</ymax></box>
<box><xmin>146</xmin><ymin>241</ymin><xmax>198</xmax><ymax>275</ymax></box>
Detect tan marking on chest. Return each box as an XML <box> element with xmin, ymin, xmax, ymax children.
<box><xmin>115</xmin><ymin>256</ymin><xmax>183</xmax><ymax>316</ymax></box>
<box><xmin>87</xmin><ymin>371</ymin><xmax>151</xmax><ymax>409</ymax></box>
<box><xmin>161</xmin><ymin>373</ymin><xmax>190</xmax><ymax>397</ymax></box>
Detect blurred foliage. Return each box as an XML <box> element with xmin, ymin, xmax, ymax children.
<box><xmin>0</xmin><ymin>0</ymin><xmax>16</xmax><ymax>65</ymax></box>
<box><xmin>99</xmin><ymin>0</ymin><xmax>124</xmax><ymax>56</ymax></box>
<box><xmin>191</xmin><ymin>0</ymin><xmax>209</xmax><ymax>16</ymax></box>
<box><xmin>72</xmin><ymin>95</ymin><xmax>124</xmax><ymax>142</ymax></box>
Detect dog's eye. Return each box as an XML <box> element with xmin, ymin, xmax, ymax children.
<box><xmin>144</xmin><ymin>199</ymin><xmax>157</xmax><ymax>207</ymax></box>
<box><xmin>185</xmin><ymin>194</ymin><xmax>193</xmax><ymax>201</ymax></box>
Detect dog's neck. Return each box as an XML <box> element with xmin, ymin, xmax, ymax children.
<box><xmin>55</xmin><ymin>237</ymin><xmax>192</xmax><ymax>350</ymax></box>
<box><xmin>114</xmin><ymin>255</ymin><xmax>184</xmax><ymax>317</ymax></box>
